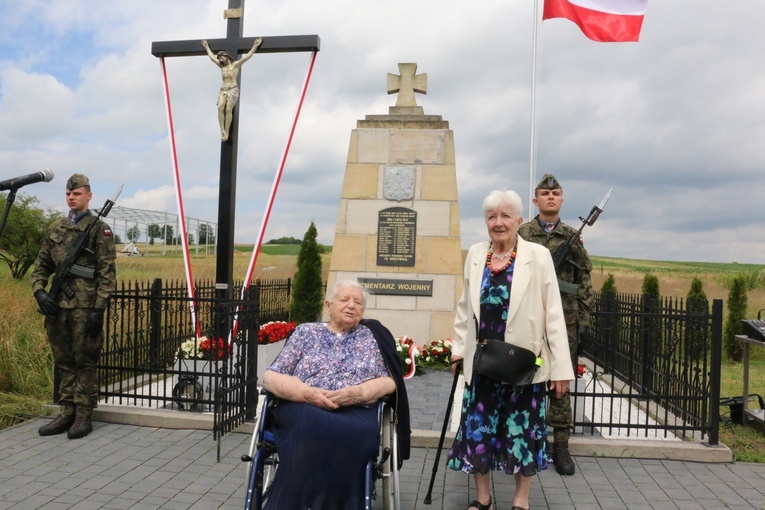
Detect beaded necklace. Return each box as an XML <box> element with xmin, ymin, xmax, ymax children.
<box><xmin>486</xmin><ymin>244</ymin><xmax>517</xmax><ymax>276</ymax></box>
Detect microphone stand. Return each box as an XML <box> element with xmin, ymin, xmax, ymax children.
<box><xmin>0</xmin><ymin>187</ymin><xmax>20</xmax><ymax>241</ymax></box>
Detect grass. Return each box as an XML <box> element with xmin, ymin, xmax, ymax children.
<box><xmin>1</xmin><ymin>249</ymin><xmax>764</xmax><ymax>461</ymax></box>
<box><xmin>0</xmin><ymin>275</ymin><xmax>53</xmax><ymax>429</ymax></box>
<box><xmin>719</xmin><ymin>358</ymin><xmax>765</xmax><ymax>462</ymax></box>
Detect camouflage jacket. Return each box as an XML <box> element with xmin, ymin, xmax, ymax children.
<box><xmin>519</xmin><ymin>216</ymin><xmax>593</xmax><ymax>328</ymax></box>
<box><xmin>30</xmin><ymin>211</ymin><xmax>117</xmax><ymax>309</ymax></box>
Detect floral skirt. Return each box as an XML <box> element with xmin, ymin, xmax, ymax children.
<box><xmin>446</xmin><ymin>373</ymin><xmax>549</xmax><ymax>477</ymax></box>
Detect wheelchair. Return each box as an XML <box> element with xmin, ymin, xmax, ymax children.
<box><xmin>241</xmin><ymin>391</ymin><xmax>401</xmax><ymax>510</ymax></box>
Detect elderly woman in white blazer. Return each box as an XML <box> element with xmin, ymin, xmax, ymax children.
<box><xmin>447</xmin><ymin>189</ymin><xmax>574</xmax><ymax>510</ymax></box>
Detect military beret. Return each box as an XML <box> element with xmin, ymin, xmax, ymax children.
<box><xmin>535</xmin><ymin>173</ymin><xmax>561</xmax><ymax>190</ymax></box>
<box><xmin>67</xmin><ymin>174</ymin><xmax>90</xmax><ymax>190</ymax></box>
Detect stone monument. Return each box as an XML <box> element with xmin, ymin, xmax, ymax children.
<box><xmin>327</xmin><ymin>63</ymin><xmax>463</xmax><ymax>342</ymax></box>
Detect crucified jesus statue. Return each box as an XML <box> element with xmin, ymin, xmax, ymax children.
<box><xmin>202</xmin><ymin>37</ymin><xmax>262</xmax><ymax>141</ymax></box>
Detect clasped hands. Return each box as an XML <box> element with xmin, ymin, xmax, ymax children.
<box><xmin>304</xmin><ymin>386</ymin><xmax>364</xmax><ymax>410</ymax></box>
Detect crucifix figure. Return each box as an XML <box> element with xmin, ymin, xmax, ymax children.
<box><xmin>152</xmin><ymin>0</ymin><xmax>320</xmax><ymax>297</ymax></box>
<box><xmin>202</xmin><ymin>37</ymin><xmax>262</xmax><ymax>141</ymax></box>
<box><xmin>387</xmin><ymin>63</ymin><xmax>427</xmax><ymax>107</ymax></box>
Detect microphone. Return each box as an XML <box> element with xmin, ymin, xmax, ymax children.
<box><xmin>0</xmin><ymin>169</ymin><xmax>55</xmax><ymax>192</ymax></box>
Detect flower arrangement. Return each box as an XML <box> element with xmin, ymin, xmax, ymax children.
<box><xmin>258</xmin><ymin>321</ymin><xmax>296</xmax><ymax>345</ymax></box>
<box><xmin>419</xmin><ymin>338</ymin><xmax>453</xmax><ymax>369</ymax></box>
<box><xmin>176</xmin><ymin>336</ymin><xmax>231</xmax><ymax>361</ymax></box>
<box><xmin>395</xmin><ymin>335</ymin><xmax>424</xmax><ymax>376</ymax></box>
<box><xmin>395</xmin><ymin>336</ymin><xmax>456</xmax><ymax>376</ymax></box>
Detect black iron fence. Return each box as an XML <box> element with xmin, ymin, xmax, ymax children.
<box><xmin>92</xmin><ymin>278</ymin><xmax>291</xmax><ymax>438</ymax></box>
<box><xmin>573</xmin><ymin>292</ymin><xmax>723</xmax><ymax>445</ymax></box>
<box><xmin>86</xmin><ymin>281</ymin><xmax>723</xmax><ymax>446</ymax></box>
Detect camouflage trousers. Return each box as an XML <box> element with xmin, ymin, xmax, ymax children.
<box><xmin>45</xmin><ymin>308</ymin><xmax>104</xmax><ymax>408</ymax></box>
<box><xmin>548</xmin><ymin>323</ymin><xmax>578</xmax><ymax>443</ymax></box>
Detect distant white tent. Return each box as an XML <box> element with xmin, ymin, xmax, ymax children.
<box><xmin>102</xmin><ymin>205</ymin><xmax>217</xmax><ymax>256</ymax></box>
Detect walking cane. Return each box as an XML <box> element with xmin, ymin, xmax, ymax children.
<box><xmin>424</xmin><ymin>360</ymin><xmax>462</xmax><ymax>505</ymax></box>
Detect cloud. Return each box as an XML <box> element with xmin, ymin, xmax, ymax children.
<box><xmin>1</xmin><ymin>0</ymin><xmax>764</xmax><ymax>264</ymax></box>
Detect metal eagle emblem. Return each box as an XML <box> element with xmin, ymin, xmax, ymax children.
<box><xmin>383</xmin><ymin>166</ymin><xmax>415</xmax><ymax>201</ymax></box>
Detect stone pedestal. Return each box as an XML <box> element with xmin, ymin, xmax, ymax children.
<box><xmin>257</xmin><ymin>342</ymin><xmax>284</xmax><ymax>381</ymax></box>
<box><xmin>327</xmin><ymin>65</ymin><xmax>462</xmax><ymax>343</ymax></box>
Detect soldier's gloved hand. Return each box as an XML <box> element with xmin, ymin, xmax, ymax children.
<box><xmin>86</xmin><ymin>309</ymin><xmax>105</xmax><ymax>338</ymax></box>
<box><xmin>34</xmin><ymin>289</ymin><xmax>60</xmax><ymax>317</ymax></box>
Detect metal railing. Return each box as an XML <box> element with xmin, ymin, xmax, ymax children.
<box><xmin>90</xmin><ymin>279</ymin><xmax>291</xmax><ymax>431</ymax></box>
<box><xmin>82</xmin><ymin>281</ymin><xmax>723</xmax><ymax>445</ymax></box>
<box><xmin>573</xmin><ymin>292</ymin><xmax>722</xmax><ymax>445</ymax></box>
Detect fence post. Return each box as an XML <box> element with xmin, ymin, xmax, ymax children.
<box><xmin>245</xmin><ymin>284</ymin><xmax>260</xmax><ymax>420</ymax></box>
<box><xmin>640</xmin><ymin>293</ymin><xmax>652</xmax><ymax>393</ymax></box>
<box><xmin>149</xmin><ymin>278</ymin><xmax>162</xmax><ymax>369</ymax></box>
<box><xmin>707</xmin><ymin>299</ymin><xmax>723</xmax><ymax>446</ymax></box>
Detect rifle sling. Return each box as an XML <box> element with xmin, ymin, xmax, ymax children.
<box><xmin>70</xmin><ymin>264</ymin><xmax>96</xmax><ymax>279</ymax></box>
<box><xmin>558</xmin><ymin>279</ymin><xmax>579</xmax><ymax>295</ymax></box>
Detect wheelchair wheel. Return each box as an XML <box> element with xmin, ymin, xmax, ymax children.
<box><xmin>380</xmin><ymin>404</ymin><xmax>400</xmax><ymax>510</ymax></box>
<box><xmin>242</xmin><ymin>392</ymin><xmax>279</xmax><ymax>510</ymax></box>
<box><xmin>260</xmin><ymin>449</ymin><xmax>279</xmax><ymax>501</ymax></box>
<box><xmin>172</xmin><ymin>376</ymin><xmax>203</xmax><ymax>412</ymax></box>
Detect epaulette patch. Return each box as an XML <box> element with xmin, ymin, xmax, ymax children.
<box><xmin>103</xmin><ymin>228</ymin><xmax>112</xmax><ymax>237</ymax></box>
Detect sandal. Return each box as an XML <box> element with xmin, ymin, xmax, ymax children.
<box><xmin>511</xmin><ymin>506</ymin><xmax>529</xmax><ymax>510</ymax></box>
<box><xmin>467</xmin><ymin>497</ymin><xmax>492</xmax><ymax>510</ymax></box>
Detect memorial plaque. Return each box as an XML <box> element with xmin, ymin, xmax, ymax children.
<box><xmin>377</xmin><ymin>207</ymin><xmax>416</xmax><ymax>266</ymax></box>
<box><xmin>358</xmin><ymin>278</ymin><xmax>433</xmax><ymax>296</ymax></box>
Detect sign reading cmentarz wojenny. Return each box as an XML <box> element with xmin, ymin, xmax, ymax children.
<box><xmin>357</xmin><ymin>278</ymin><xmax>433</xmax><ymax>296</ymax></box>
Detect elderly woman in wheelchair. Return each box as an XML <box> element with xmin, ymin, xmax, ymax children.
<box><xmin>253</xmin><ymin>280</ymin><xmax>410</xmax><ymax>510</ymax></box>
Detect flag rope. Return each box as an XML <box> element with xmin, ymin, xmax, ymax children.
<box><xmin>160</xmin><ymin>57</ymin><xmax>200</xmax><ymax>338</ymax></box>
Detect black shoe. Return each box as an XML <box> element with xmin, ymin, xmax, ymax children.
<box><xmin>553</xmin><ymin>441</ymin><xmax>575</xmax><ymax>476</ymax></box>
<box><xmin>67</xmin><ymin>406</ymin><xmax>93</xmax><ymax>439</ymax></box>
<box><xmin>467</xmin><ymin>497</ymin><xmax>492</xmax><ymax>510</ymax></box>
<box><xmin>38</xmin><ymin>413</ymin><xmax>76</xmax><ymax>436</ymax></box>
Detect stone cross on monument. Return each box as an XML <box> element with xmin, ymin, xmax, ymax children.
<box><xmin>387</xmin><ymin>63</ymin><xmax>427</xmax><ymax>108</ymax></box>
<box><xmin>151</xmin><ymin>0</ymin><xmax>320</xmax><ymax>304</ymax></box>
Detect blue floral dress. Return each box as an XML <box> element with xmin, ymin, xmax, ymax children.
<box><xmin>447</xmin><ymin>259</ymin><xmax>550</xmax><ymax>477</ymax></box>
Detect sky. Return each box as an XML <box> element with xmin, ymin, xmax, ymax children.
<box><xmin>1</xmin><ymin>0</ymin><xmax>763</xmax><ymax>265</ymax></box>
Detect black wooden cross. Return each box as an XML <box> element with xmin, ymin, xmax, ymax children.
<box><xmin>152</xmin><ymin>0</ymin><xmax>320</xmax><ymax>301</ymax></box>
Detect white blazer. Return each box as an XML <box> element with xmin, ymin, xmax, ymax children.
<box><xmin>452</xmin><ymin>237</ymin><xmax>574</xmax><ymax>385</ymax></box>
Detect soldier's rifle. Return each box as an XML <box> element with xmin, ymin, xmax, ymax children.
<box><xmin>551</xmin><ymin>188</ymin><xmax>612</xmax><ymax>295</ymax></box>
<box><xmin>38</xmin><ymin>185</ymin><xmax>123</xmax><ymax>319</ymax></box>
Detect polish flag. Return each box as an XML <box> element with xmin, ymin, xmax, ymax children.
<box><xmin>543</xmin><ymin>0</ymin><xmax>648</xmax><ymax>42</ymax></box>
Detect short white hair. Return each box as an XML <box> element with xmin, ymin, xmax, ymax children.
<box><xmin>326</xmin><ymin>279</ymin><xmax>368</xmax><ymax>306</ymax></box>
<box><xmin>482</xmin><ymin>189</ymin><xmax>524</xmax><ymax>217</ymax></box>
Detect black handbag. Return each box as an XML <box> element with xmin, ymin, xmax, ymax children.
<box><xmin>473</xmin><ymin>339</ymin><xmax>542</xmax><ymax>386</ymax></box>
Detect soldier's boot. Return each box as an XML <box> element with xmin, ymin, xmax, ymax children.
<box><xmin>67</xmin><ymin>405</ymin><xmax>94</xmax><ymax>439</ymax></box>
<box><xmin>38</xmin><ymin>403</ymin><xmax>76</xmax><ymax>436</ymax></box>
<box><xmin>553</xmin><ymin>439</ymin><xmax>576</xmax><ymax>476</ymax></box>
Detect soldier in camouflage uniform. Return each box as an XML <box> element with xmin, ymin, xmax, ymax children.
<box><xmin>31</xmin><ymin>174</ymin><xmax>116</xmax><ymax>439</ymax></box>
<box><xmin>518</xmin><ymin>174</ymin><xmax>594</xmax><ymax>476</ymax></box>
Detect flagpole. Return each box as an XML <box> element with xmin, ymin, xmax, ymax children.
<box><xmin>528</xmin><ymin>0</ymin><xmax>541</xmax><ymax>213</ymax></box>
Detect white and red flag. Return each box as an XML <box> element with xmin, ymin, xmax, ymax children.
<box><xmin>543</xmin><ymin>0</ymin><xmax>648</xmax><ymax>42</ymax></box>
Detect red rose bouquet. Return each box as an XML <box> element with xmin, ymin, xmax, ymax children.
<box><xmin>258</xmin><ymin>321</ymin><xmax>296</xmax><ymax>345</ymax></box>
